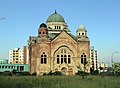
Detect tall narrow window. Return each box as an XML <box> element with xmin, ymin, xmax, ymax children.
<box><xmin>55</xmin><ymin>26</ymin><xmax>56</xmax><ymax>29</ymax></box>
<box><xmin>81</xmin><ymin>53</ymin><xmax>87</xmax><ymax>64</ymax></box>
<box><xmin>57</xmin><ymin>55</ymin><xmax>59</xmax><ymax>64</ymax></box>
<box><xmin>81</xmin><ymin>55</ymin><xmax>83</xmax><ymax>63</ymax></box>
<box><xmin>64</xmin><ymin>55</ymin><xmax>67</xmax><ymax>63</ymax></box>
<box><xmin>81</xmin><ymin>58</ymin><xmax>83</xmax><ymax>63</ymax></box>
<box><xmin>44</xmin><ymin>58</ymin><xmax>46</xmax><ymax>63</ymax></box>
<box><xmin>59</xmin><ymin>26</ymin><xmax>61</xmax><ymax>29</ymax></box>
<box><xmin>61</xmin><ymin>55</ymin><xmax>63</xmax><ymax>64</ymax></box>
<box><xmin>64</xmin><ymin>58</ymin><xmax>67</xmax><ymax>63</ymax></box>
<box><xmin>84</xmin><ymin>57</ymin><xmax>87</xmax><ymax>64</ymax></box>
<box><xmin>61</xmin><ymin>58</ymin><xmax>63</xmax><ymax>64</ymax></box>
<box><xmin>41</xmin><ymin>58</ymin><xmax>43</xmax><ymax>63</ymax></box>
<box><xmin>40</xmin><ymin>52</ymin><xmax>47</xmax><ymax>64</ymax></box>
<box><xmin>57</xmin><ymin>58</ymin><xmax>59</xmax><ymax>64</ymax></box>
<box><xmin>68</xmin><ymin>55</ymin><xmax>71</xmax><ymax>64</ymax></box>
<box><xmin>44</xmin><ymin>55</ymin><xmax>47</xmax><ymax>64</ymax></box>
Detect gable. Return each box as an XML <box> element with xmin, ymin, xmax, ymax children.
<box><xmin>51</xmin><ymin>31</ymin><xmax>77</xmax><ymax>43</ymax></box>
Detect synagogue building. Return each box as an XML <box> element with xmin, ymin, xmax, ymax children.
<box><xmin>29</xmin><ymin>11</ymin><xmax>90</xmax><ymax>75</ymax></box>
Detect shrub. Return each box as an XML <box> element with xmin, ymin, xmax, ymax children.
<box><xmin>91</xmin><ymin>70</ymin><xmax>99</xmax><ymax>75</ymax></box>
<box><xmin>76</xmin><ymin>71</ymin><xmax>89</xmax><ymax>76</ymax></box>
<box><xmin>31</xmin><ymin>72</ymin><xmax>37</xmax><ymax>76</ymax></box>
<box><xmin>43</xmin><ymin>71</ymin><xmax>63</xmax><ymax>76</ymax></box>
<box><xmin>19</xmin><ymin>72</ymin><xmax>31</xmax><ymax>76</ymax></box>
<box><xmin>2</xmin><ymin>71</ymin><xmax>12</xmax><ymax>76</ymax></box>
<box><xmin>53</xmin><ymin>71</ymin><xmax>63</xmax><ymax>76</ymax></box>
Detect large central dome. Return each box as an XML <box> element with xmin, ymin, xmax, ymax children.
<box><xmin>46</xmin><ymin>11</ymin><xmax>65</xmax><ymax>23</ymax></box>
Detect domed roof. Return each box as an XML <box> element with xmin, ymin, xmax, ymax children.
<box><xmin>39</xmin><ymin>23</ymin><xmax>47</xmax><ymax>28</ymax></box>
<box><xmin>77</xmin><ymin>25</ymin><xmax>87</xmax><ymax>31</ymax></box>
<box><xmin>46</xmin><ymin>11</ymin><xmax>65</xmax><ymax>23</ymax></box>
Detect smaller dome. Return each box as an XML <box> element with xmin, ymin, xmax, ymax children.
<box><xmin>40</xmin><ymin>23</ymin><xmax>47</xmax><ymax>28</ymax></box>
<box><xmin>78</xmin><ymin>25</ymin><xmax>85</xmax><ymax>29</ymax></box>
<box><xmin>77</xmin><ymin>25</ymin><xmax>87</xmax><ymax>31</ymax></box>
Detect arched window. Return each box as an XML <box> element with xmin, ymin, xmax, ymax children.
<box><xmin>40</xmin><ymin>52</ymin><xmax>47</xmax><ymax>64</ymax></box>
<box><xmin>55</xmin><ymin>47</ymin><xmax>72</xmax><ymax>64</ymax></box>
<box><xmin>82</xmin><ymin>33</ymin><xmax>84</xmax><ymax>35</ymax></box>
<box><xmin>81</xmin><ymin>53</ymin><xmax>87</xmax><ymax>64</ymax></box>
<box><xmin>55</xmin><ymin>26</ymin><xmax>56</xmax><ymax>29</ymax></box>
<box><xmin>39</xmin><ymin>32</ymin><xmax>41</xmax><ymax>34</ymax></box>
<box><xmin>57</xmin><ymin>26</ymin><xmax>59</xmax><ymax>29</ymax></box>
<box><xmin>59</xmin><ymin>26</ymin><xmax>61</xmax><ymax>29</ymax></box>
<box><xmin>61</xmin><ymin>49</ymin><xmax>70</xmax><ymax>64</ymax></box>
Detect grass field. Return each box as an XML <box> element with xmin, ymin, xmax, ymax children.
<box><xmin>0</xmin><ymin>76</ymin><xmax>120</xmax><ymax>88</ymax></box>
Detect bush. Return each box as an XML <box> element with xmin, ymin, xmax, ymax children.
<box><xmin>99</xmin><ymin>72</ymin><xmax>109</xmax><ymax>76</ymax></box>
<box><xmin>76</xmin><ymin>71</ymin><xmax>89</xmax><ymax>76</ymax></box>
<box><xmin>43</xmin><ymin>73</ymin><xmax>47</xmax><ymax>76</ymax></box>
<box><xmin>111</xmin><ymin>71</ymin><xmax>120</xmax><ymax>76</ymax></box>
<box><xmin>91</xmin><ymin>70</ymin><xmax>99</xmax><ymax>75</ymax></box>
<box><xmin>1</xmin><ymin>71</ymin><xmax>12</xmax><ymax>76</ymax></box>
<box><xmin>19</xmin><ymin>72</ymin><xmax>31</xmax><ymax>76</ymax></box>
<box><xmin>43</xmin><ymin>71</ymin><xmax>63</xmax><ymax>76</ymax></box>
<box><xmin>31</xmin><ymin>72</ymin><xmax>37</xmax><ymax>76</ymax></box>
<box><xmin>53</xmin><ymin>71</ymin><xmax>63</xmax><ymax>76</ymax></box>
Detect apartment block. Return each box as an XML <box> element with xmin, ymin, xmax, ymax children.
<box><xmin>8</xmin><ymin>48</ymin><xmax>24</xmax><ymax>64</ymax></box>
<box><xmin>90</xmin><ymin>46</ymin><xmax>98</xmax><ymax>72</ymax></box>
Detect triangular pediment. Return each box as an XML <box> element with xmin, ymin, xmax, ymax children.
<box><xmin>51</xmin><ymin>31</ymin><xmax>77</xmax><ymax>43</ymax></box>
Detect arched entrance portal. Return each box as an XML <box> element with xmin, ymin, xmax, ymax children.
<box><xmin>61</xmin><ymin>67</ymin><xmax>67</xmax><ymax>75</ymax></box>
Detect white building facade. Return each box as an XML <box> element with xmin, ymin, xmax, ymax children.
<box><xmin>8</xmin><ymin>48</ymin><xmax>24</xmax><ymax>64</ymax></box>
<box><xmin>97</xmin><ymin>62</ymin><xmax>108</xmax><ymax>72</ymax></box>
<box><xmin>90</xmin><ymin>46</ymin><xmax>98</xmax><ymax>72</ymax></box>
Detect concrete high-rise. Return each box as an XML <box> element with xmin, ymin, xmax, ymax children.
<box><xmin>90</xmin><ymin>46</ymin><xmax>98</xmax><ymax>72</ymax></box>
<box><xmin>8</xmin><ymin>48</ymin><xmax>24</xmax><ymax>64</ymax></box>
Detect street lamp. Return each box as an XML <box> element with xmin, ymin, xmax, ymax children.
<box><xmin>111</xmin><ymin>51</ymin><xmax>118</xmax><ymax>66</ymax></box>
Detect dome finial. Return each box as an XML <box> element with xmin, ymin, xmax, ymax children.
<box><xmin>55</xmin><ymin>10</ymin><xmax>57</xmax><ymax>14</ymax></box>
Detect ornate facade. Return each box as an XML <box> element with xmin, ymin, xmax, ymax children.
<box><xmin>29</xmin><ymin>11</ymin><xmax>90</xmax><ymax>75</ymax></box>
